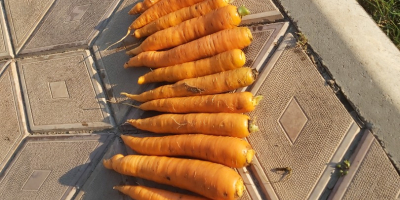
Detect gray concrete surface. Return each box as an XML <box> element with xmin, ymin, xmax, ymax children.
<box><xmin>0</xmin><ymin>61</ymin><xmax>28</xmax><ymax>171</ymax></box>
<box><xmin>329</xmin><ymin>130</ymin><xmax>400</xmax><ymax>200</ymax></box>
<box><xmin>0</xmin><ymin>135</ymin><xmax>111</xmax><ymax>200</ymax></box>
<box><xmin>17</xmin><ymin>50</ymin><xmax>113</xmax><ymax>132</ymax></box>
<box><xmin>246</xmin><ymin>33</ymin><xmax>360</xmax><ymax>200</ymax></box>
<box><xmin>93</xmin><ymin>0</ymin><xmax>153</xmax><ymax>124</ymax></box>
<box><xmin>0</xmin><ymin>3</ymin><xmax>13</xmax><ymax>59</ymax></box>
<box><xmin>276</xmin><ymin>0</ymin><xmax>400</xmax><ymax>169</ymax></box>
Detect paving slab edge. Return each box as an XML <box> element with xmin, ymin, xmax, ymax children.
<box><xmin>275</xmin><ymin>0</ymin><xmax>400</xmax><ymax>170</ymax></box>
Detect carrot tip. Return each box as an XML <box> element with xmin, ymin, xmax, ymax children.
<box><xmin>235</xmin><ymin>178</ymin><xmax>245</xmax><ymax>198</ymax></box>
<box><xmin>138</xmin><ymin>76</ymin><xmax>145</xmax><ymax>84</ymax></box>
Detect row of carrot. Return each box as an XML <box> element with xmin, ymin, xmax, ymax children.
<box><xmin>104</xmin><ymin>0</ymin><xmax>261</xmax><ymax>199</ymax></box>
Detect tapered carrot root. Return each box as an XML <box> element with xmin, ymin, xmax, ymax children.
<box><xmin>130</xmin><ymin>0</ymin><xmax>205</xmax><ymax>30</ymax></box>
<box><xmin>128</xmin><ymin>5</ymin><xmax>247</xmax><ymax>55</ymax></box>
<box><xmin>122</xmin><ymin>67</ymin><xmax>258</xmax><ymax>102</ymax></box>
<box><xmin>129</xmin><ymin>0</ymin><xmax>162</xmax><ymax>15</ymax></box>
<box><xmin>134</xmin><ymin>0</ymin><xmax>230</xmax><ymax>38</ymax></box>
<box><xmin>126</xmin><ymin>113</ymin><xmax>259</xmax><ymax>138</ymax></box>
<box><xmin>125</xmin><ymin>27</ymin><xmax>252</xmax><ymax>68</ymax></box>
<box><xmin>114</xmin><ymin>185</ymin><xmax>210</xmax><ymax>200</ymax></box>
<box><xmin>121</xmin><ymin>134</ymin><xmax>255</xmax><ymax>168</ymax></box>
<box><xmin>133</xmin><ymin>92</ymin><xmax>263</xmax><ymax>113</ymax></box>
<box><xmin>104</xmin><ymin>155</ymin><xmax>245</xmax><ymax>200</ymax></box>
<box><xmin>137</xmin><ymin>49</ymin><xmax>245</xmax><ymax>84</ymax></box>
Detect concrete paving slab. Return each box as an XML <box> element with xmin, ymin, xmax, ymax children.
<box><xmin>0</xmin><ymin>3</ymin><xmax>13</xmax><ymax>59</ymax></box>
<box><xmin>74</xmin><ymin>137</ymin><xmax>134</xmax><ymax>200</ymax></box>
<box><xmin>329</xmin><ymin>130</ymin><xmax>400</xmax><ymax>200</ymax></box>
<box><xmin>244</xmin><ymin>33</ymin><xmax>359</xmax><ymax>200</ymax></box>
<box><xmin>276</xmin><ymin>0</ymin><xmax>400</xmax><ymax>169</ymax></box>
<box><xmin>0</xmin><ymin>134</ymin><xmax>112</xmax><ymax>200</ymax></box>
<box><xmin>17</xmin><ymin>50</ymin><xmax>114</xmax><ymax>132</ymax></box>
<box><xmin>233</xmin><ymin>0</ymin><xmax>283</xmax><ymax>25</ymax></box>
<box><xmin>3</xmin><ymin>0</ymin><xmax>55</xmax><ymax>55</ymax></box>
<box><xmin>4</xmin><ymin>0</ymin><xmax>120</xmax><ymax>55</ymax></box>
<box><xmin>93</xmin><ymin>0</ymin><xmax>154</xmax><ymax>125</ymax></box>
<box><xmin>0</xmin><ymin>61</ymin><xmax>28</xmax><ymax>171</ymax></box>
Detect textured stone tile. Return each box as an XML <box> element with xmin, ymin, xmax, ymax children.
<box><xmin>329</xmin><ymin>130</ymin><xmax>400</xmax><ymax>200</ymax></box>
<box><xmin>75</xmin><ymin>137</ymin><xmax>133</xmax><ymax>200</ymax></box>
<box><xmin>4</xmin><ymin>0</ymin><xmax>120</xmax><ymax>55</ymax></box>
<box><xmin>0</xmin><ymin>3</ymin><xmax>13</xmax><ymax>59</ymax></box>
<box><xmin>0</xmin><ymin>61</ymin><xmax>28</xmax><ymax>171</ymax></box>
<box><xmin>17</xmin><ymin>50</ymin><xmax>113</xmax><ymax>132</ymax></box>
<box><xmin>93</xmin><ymin>0</ymin><xmax>153</xmax><ymax>124</ymax></box>
<box><xmin>234</xmin><ymin>0</ymin><xmax>283</xmax><ymax>25</ymax></box>
<box><xmin>245</xmin><ymin>34</ymin><xmax>359</xmax><ymax>199</ymax></box>
<box><xmin>0</xmin><ymin>134</ymin><xmax>111</xmax><ymax>200</ymax></box>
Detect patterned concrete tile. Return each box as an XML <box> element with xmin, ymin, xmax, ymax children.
<box><xmin>74</xmin><ymin>137</ymin><xmax>134</xmax><ymax>200</ymax></box>
<box><xmin>4</xmin><ymin>0</ymin><xmax>120</xmax><ymax>55</ymax></box>
<box><xmin>0</xmin><ymin>134</ymin><xmax>112</xmax><ymax>200</ymax></box>
<box><xmin>0</xmin><ymin>3</ymin><xmax>13</xmax><ymax>59</ymax></box>
<box><xmin>234</xmin><ymin>0</ymin><xmax>283</xmax><ymax>25</ymax></box>
<box><xmin>244</xmin><ymin>33</ymin><xmax>360</xmax><ymax>199</ymax></box>
<box><xmin>93</xmin><ymin>0</ymin><xmax>154</xmax><ymax>124</ymax></box>
<box><xmin>0</xmin><ymin>61</ymin><xmax>28</xmax><ymax>171</ymax></box>
<box><xmin>329</xmin><ymin>130</ymin><xmax>400</xmax><ymax>200</ymax></box>
<box><xmin>17</xmin><ymin>50</ymin><xmax>114</xmax><ymax>132</ymax></box>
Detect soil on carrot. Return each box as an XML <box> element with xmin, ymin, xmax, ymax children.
<box><xmin>357</xmin><ymin>0</ymin><xmax>400</xmax><ymax>50</ymax></box>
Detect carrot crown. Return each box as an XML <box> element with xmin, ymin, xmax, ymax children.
<box><xmin>238</xmin><ymin>6</ymin><xmax>250</xmax><ymax>17</ymax></box>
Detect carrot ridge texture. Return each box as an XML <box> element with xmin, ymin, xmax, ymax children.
<box><xmin>135</xmin><ymin>92</ymin><xmax>260</xmax><ymax>113</ymax></box>
<box><xmin>126</xmin><ymin>113</ymin><xmax>256</xmax><ymax>138</ymax></box>
<box><xmin>122</xmin><ymin>67</ymin><xmax>258</xmax><ymax>102</ymax></box>
<box><xmin>134</xmin><ymin>0</ymin><xmax>229</xmax><ymax>38</ymax></box>
<box><xmin>121</xmin><ymin>134</ymin><xmax>255</xmax><ymax>168</ymax></box>
<box><xmin>114</xmin><ymin>185</ymin><xmax>209</xmax><ymax>200</ymax></box>
<box><xmin>104</xmin><ymin>155</ymin><xmax>244</xmax><ymax>200</ymax></box>
<box><xmin>128</xmin><ymin>5</ymin><xmax>242</xmax><ymax>55</ymax></box>
<box><xmin>125</xmin><ymin>27</ymin><xmax>253</xmax><ymax>68</ymax></box>
<box><xmin>130</xmin><ymin>0</ymin><xmax>205</xmax><ymax>29</ymax></box>
<box><xmin>138</xmin><ymin>49</ymin><xmax>245</xmax><ymax>83</ymax></box>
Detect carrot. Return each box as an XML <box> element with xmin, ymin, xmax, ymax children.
<box><xmin>132</xmin><ymin>92</ymin><xmax>263</xmax><ymax>113</ymax></box>
<box><xmin>125</xmin><ymin>27</ymin><xmax>252</xmax><ymax>68</ymax></box>
<box><xmin>121</xmin><ymin>67</ymin><xmax>258</xmax><ymax>102</ymax></box>
<box><xmin>127</xmin><ymin>5</ymin><xmax>249</xmax><ymax>55</ymax></box>
<box><xmin>114</xmin><ymin>185</ymin><xmax>209</xmax><ymax>200</ymax></box>
<box><xmin>104</xmin><ymin>155</ymin><xmax>245</xmax><ymax>200</ymax></box>
<box><xmin>121</xmin><ymin>134</ymin><xmax>255</xmax><ymax>168</ymax></box>
<box><xmin>130</xmin><ymin>0</ymin><xmax>206</xmax><ymax>30</ymax></box>
<box><xmin>137</xmin><ymin>49</ymin><xmax>245</xmax><ymax>84</ymax></box>
<box><xmin>129</xmin><ymin>0</ymin><xmax>162</xmax><ymax>15</ymax></box>
<box><xmin>126</xmin><ymin>113</ymin><xmax>259</xmax><ymax>138</ymax></box>
<box><xmin>133</xmin><ymin>0</ymin><xmax>230</xmax><ymax>38</ymax></box>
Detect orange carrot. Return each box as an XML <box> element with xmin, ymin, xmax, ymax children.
<box><xmin>130</xmin><ymin>0</ymin><xmax>206</xmax><ymax>30</ymax></box>
<box><xmin>121</xmin><ymin>67</ymin><xmax>258</xmax><ymax>102</ymax></box>
<box><xmin>128</xmin><ymin>5</ymin><xmax>248</xmax><ymax>55</ymax></box>
<box><xmin>134</xmin><ymin>0</ymin><xmax>230</xmax><ymax>38</ymax></box>
<box><xmin>104</xmin><ymin>155</ymin><xmax>245</xmax><ymax>200</ymax></box>
<box><xmin>126</xmin><ymin>113</ymin><xmax>259</xmax><ymax>138</ymax></box>
<box><xmin>129</xmin><ymin>0</ymin><xmax>162</xmax><ymax>15</ymax></box>
<box><xmin>137</xmin><ymin>49</ymin><xmax>245</xmax><ymax>84</ymax></box>
<box><xmin>121</xmin><ymin>134</ymin><xmax>255</xmax><ymax>168</ymax></box>
<box><xmin>125</xmin><ymin>27</ymin><xmax>252</xmax><ymax>68</ymax></box>
<box><xmin>132</xmin><ymin>92</ymin><xmax>263</xmax><ymax>113</ymax></box>
<box><xmin>114</xmin><ymin>185</ymin><xmax>209</xmax><ymax>200</ymax></box>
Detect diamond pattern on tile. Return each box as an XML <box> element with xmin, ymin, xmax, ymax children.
<box><xmin>279</xmin><ymin>97</ymin><xmax>308</xmax><ymax>144</ymax></box>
